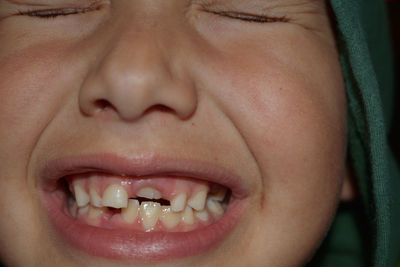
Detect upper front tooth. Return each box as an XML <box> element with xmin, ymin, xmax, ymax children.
<box><xmin>171</xmin><ymin>193</ymin><xmax>187</xmax><ymax>212</ymax></box>
<box><xmin>187</xmin><ymin>189</ymin><xmax>208</xmax><ymax>211</ymax></box>
<box><xmin>89</xmin><ymin>188</ymin><xmax>103</xmax><ymax>207</ymax></box>
<box><xmin>140</xmin><ymin>202</ymin><xmax>161</xmax><ymax>231</ymax></box>
<box><xmin>73</xmin><ymin>183</ymin><xmax>90</xmax><ymax>207</ymax></box>
<box><xmin>102</xmin><ymin>184</ymin><xmax>128</xmax><ymax>209</ymax></box>
<box><xmin>136</xmin><ymin>187</ymin><xmax>162</xmax><ymax>199</ymax></box>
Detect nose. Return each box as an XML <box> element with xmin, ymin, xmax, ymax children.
<box><xmin>79</xmin><ymin>23</ymin><xmax>197</xmax><ymax>122</ymax></box>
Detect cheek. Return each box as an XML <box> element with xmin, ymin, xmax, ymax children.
<box><xmin>216</xmin><ymin>53</ymin><xmax>346</xmax><ymax>209</ymax></box>
<box><xmin>200</xmin><ymin>32</ymin><xmax>347</xmax><ymax>264</ymax></box>
<box><xmin>0</xmin><ymin>42</ymin><xmax>84</xmax><ymax>165</ymax></box>
<box><xmin>0</xmin><ymin>42</ymin><xmax>83</xmax><ymax>266</ymax></box>
<box><xmin>0</xmin><ymin>48</ymin><xmax>55</xmax><ymax>169</ymax></box>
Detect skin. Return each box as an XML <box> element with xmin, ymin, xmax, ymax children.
<box><xmin>0</xmin><ymin>0</ymin><xmax>350</xmax><ymax>266</ymax></box>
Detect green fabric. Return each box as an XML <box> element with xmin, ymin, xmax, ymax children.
<box><xmin>309</xmin><ymin>1</ymin><xmax>400</xmax><ymax>266</ymax></box>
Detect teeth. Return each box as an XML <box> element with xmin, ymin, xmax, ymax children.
<box><xmin>71</xmin><ymin>180</ymin><xmax>228</xmax><ymax>228</ymax></box>
<box><xmin>206</xmin><ymin>199</ymin><xmax>224</xmax><ymax>216</ymax></box>
<box><xmin>160</xmin><ymin>206</ymin><xmax>181</xmax><ymax>229</ymax></box>
<box><xmin>102</xmin><ymin>184</ymin><xmax>128</xmax><ymax>209</ymax></box>
<box><xmin>140</xmin><ymin>202</ymin><xmax>161</xmax><ymax>231</ymax></box>
<box><xmin>171</xmin><ymin>193</ymin><xmax>187</xmax><ymax>212</ymax></box>
<box><xmin>89</xmin><ymin>188</ymin><xmax>103</xmax><ymax>207</ymax></box>
<box><xmin>194</xmin><ymin>210</ymin><xmax>210</xmax><ymax>222</ymax></box>
<box><xmin>73</xmin><ymin>184</ymin><xmax>90</xmax><ymax>207</ymax></box>
<box><xmin>209</xmin><ymin>188</ymin><xmax>227</xmax><ymax>202</ymax></box>
<box><xmin>78</xmin><ymin>205</ymin><xmax>89</xmax><ymax>215</ymax></box>
<box><xmin>187</xmin><ymin>189</ymin><xmax>208</xmax><ymax>211</ymax></box>
<box><xmin>69</xmin><ymin>200</ymin><xmax>78</xmax><ymax>218</ymax></box>
<box><xmin>121</xmin><ymin>199</ymin><xmax>139</xmax><ymax>223</ymax></box>
<box><xmin>136</xmin><ymin>187</ymin><xmax>162</xmax><ymax>199</ymax></box>
<box><xmin>88</xmin><ymin>206</ymin><xmax>105</xmax><ymax>220</ymax></box>
<box><xmin>181</xmin><ymin>206</ymin><xmax>195</xmax><ymax>225</ymax></box>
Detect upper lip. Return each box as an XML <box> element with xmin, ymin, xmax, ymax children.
<box><xmin>38</xmin><ymin>152</ymin><xmax>251</xmax><ymax>199</ymax></box>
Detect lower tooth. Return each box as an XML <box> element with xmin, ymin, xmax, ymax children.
<box><xmin>206</xmin><ymin>199</ymin><xmax>224</xmax><ymax>216</ymax></box>
<box><xmin>194</xmin><ymin>210</ymin><xmax>210</xmax><ymax>222</ymax></box>
<box><xmin>121</xmin><ymin>199</ymin><xmax>139</xmax><ymax>224</ymax></box>
<box><xmin>78</xmin><ymin>205</ymin><xmax>89</xmax><ymax>216</ymax></box>
<box><xmin>140</xmin><ymin>202</ymin><xmax>161</xmax><ymax>231</ymax></box>
<box><xmin>88</xmin><ymin>206</ymin><xmax>105</xmax><ymax>220</ymax></box>
<box><xmin>181</xmin><ymin>206</ymin><xmax>195</xmax><ymax>225</ymax></box>
<box><xmin>160</xmin><ymin>206</ymin><xmax>181</xmax><ymax>229</ymax></box>
<box><xmin>69</xmin><ymin>201</ymin><xmax>78</xmax><ymax>218</ymax></box>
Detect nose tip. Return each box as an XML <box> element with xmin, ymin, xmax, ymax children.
<box><xmin>78</xmin><ymin>30</ymin><xmax>197</xmax><ymax>122</ymax></box>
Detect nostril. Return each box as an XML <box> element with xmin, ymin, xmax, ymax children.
<box><xmin>94</xmin><ymin>99</ymin><xmax>113</xmax><ymax>111</ymax></box>
<box><xmin>92</xmin><ymin>101</ymin><xmax>175</xmax><ymax>120</ymax></box>
<box><xmin>143</xmin><ymin>104</ymin><xmax>174</xmax><ymax>115</ymax></box>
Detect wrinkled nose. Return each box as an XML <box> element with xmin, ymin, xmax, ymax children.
<box><xmin>79</xmin><ymin>26</ymin><xmax>197</xmax><ymax>122</ymax></box>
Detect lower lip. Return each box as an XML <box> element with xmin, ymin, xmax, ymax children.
<box><xmin>41</xmin><ymin>190</ymin><xmax>246</xmax><ymax>262</ymax></box>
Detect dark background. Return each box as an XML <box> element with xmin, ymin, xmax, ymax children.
<box><xmin>388</xmin><ymin>1</ymin><xmax>400</xmax><ymax>159</ymax></box>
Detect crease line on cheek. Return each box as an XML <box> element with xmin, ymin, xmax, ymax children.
<box><xmin>27</xmin><ymin>112</ymin><xmax>59</xmax><ymax>191</ymax></box>
<box><xmin>216</xmin><ymin>104</ymin><xmax>266</xmax><ymax>209</ymax></box>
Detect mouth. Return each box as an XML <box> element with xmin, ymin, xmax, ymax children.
<box><xmin>38</xmin><ymin>153</ymin><xmax>250</xmax><ymax>262</ymax></box>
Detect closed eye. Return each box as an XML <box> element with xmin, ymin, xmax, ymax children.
<box><xmin>211</xmin><ymin>11</ymin><xmax>289</xmax><ymax>23</ymax></box>
<box><xmin>18</xmin><ymin>8</ymin><xmax>86</xmax><ymax>19</ymax></box>
<box><xmin>16</xmin><ymin>2</ymin><xmax>104</xmax><ymax>19</ymax></box>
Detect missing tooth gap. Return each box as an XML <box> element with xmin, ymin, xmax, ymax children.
<box><xmin>134</xmin><ymin>197</ymin><xmax>170</xmax><ymax>206</ymax></box>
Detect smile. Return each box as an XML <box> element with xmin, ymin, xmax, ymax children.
<box><xmin>67</xmin><ymin>173</ymin><xmax>228</xmax><ymax>231</ymax></box>
<box><xmin>38</xmin><ymin>153</ymin><xmax>250</xmax><ymax>261</ymax></box>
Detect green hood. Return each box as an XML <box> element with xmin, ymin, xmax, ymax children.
<box><xmin>309</xmin><ymin>1</ymin><xmax>400</xmax><ymax>266</ymax></box>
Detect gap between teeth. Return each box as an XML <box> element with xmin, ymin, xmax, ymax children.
<box><xmin>72</xmin><ymin>182</ymin><xmax>227</xmax><ymax>231</ymax></box>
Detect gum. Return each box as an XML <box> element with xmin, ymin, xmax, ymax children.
<box><xmin>67</xmin><ymin>173</ymin><xmax>210</xmax><ymax>201</ymax></box>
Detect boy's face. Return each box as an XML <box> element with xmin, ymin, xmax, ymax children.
<box><xmin>0</xmin><ymin>0</ymin><xmax>347</xmax><ymax>266</ymax></box>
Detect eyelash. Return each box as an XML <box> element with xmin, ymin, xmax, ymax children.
<box><xmin>17</xmin><ymin>7</ymin><xmax>97</xmax><ymax>19</ymax></box>
<box><xmin>17</xmin><ymin>7</ymin><xmax>288</xmax><ymax>24</ymax></box>
<box><xmin>212</xmin><ymin>11</ymin><xmax>289</xmax><ymax>23</ymax></box>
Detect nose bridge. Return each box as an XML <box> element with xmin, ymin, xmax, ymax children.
<box><xmin>79</xmin><ymin>19</ymin><xmax>197</xmax><ymax>121</ymax></box>
<box><xmin>103</xmin><ymin>27</ymin><xmax>169</xmax><ymax>92</ymax></box>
